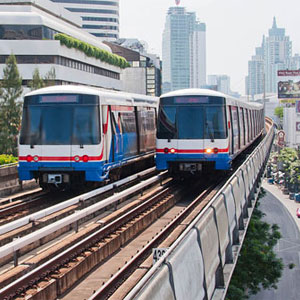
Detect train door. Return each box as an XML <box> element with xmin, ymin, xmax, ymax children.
<box><xmin>110</xmin><ymin>106</ymin><xmax>123</xmax><ymax>162</ymax></box>
<box><xmin>229</xmin><ymin>106</ymin><xmax>239</xmax><ymax>155</ymax></box>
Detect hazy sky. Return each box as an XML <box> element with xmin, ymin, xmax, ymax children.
<box><xmin>119</xmin><ymin>0</ymin><xmax>300</xmax><ymax>94</ymax></box>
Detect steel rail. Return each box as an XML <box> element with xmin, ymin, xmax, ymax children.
<box><xmin>89</xmin><ymin>180</ymin><xmax>223</xmax><ymax>300</ymax></box>
<box><xmin>0</xmin><ymin>173</ymin><xmax>172</xmax><ymax>299</ymax></box>
<box><xmin>0</xmin><ymin>167</ymin><xmax>157</xmax><ymax>235</ymax></box>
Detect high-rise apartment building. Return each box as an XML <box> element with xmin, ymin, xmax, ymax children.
<box><xmin>265</xmin><ymin>17</ymin><xmax>292</xmax><ymax>93</ymax></box>
<box><xmin>190</xmin><ymin>22</ymin><xmax>206</xmax><ymax>88</ymax></box>
<box><xmin>51</xmin><ymin>0</ymin><xmax>119</xmax><ymax>41</ymax></box>
<box><xmin>246</xmin><ymin>17</ymin><xmax>292</xmax><ymax>97</ymax></box>
<box><xmin>247</xmin><ymin>43</ymin><xmax>265</xmax><ymax>97</ymax></box>
<box><xmin>162</xmin><ymin>6</ymin><xmax>206</xmax><ymax>93</ymax></box>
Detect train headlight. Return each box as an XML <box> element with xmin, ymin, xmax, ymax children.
<box><xmin>26</xmin><ymin>155</ymin><xmax>33</xmax><ymax>162</ymax></box>
<box><xmin>205</xmin><ymin>148</ymin><xmax>213</xmax><ymax>154</ymax></box>
<box><xmin>164</xmin><ymin>148</ymin><xmax>169</xmax><ymax>154</ymax></box>
<box><xmin>213</xmin><ymin>148</ymin><xmax>219</xmax><ymax>154</ymax></box>
<box><xmin>82</xmin><ymin>155</ymin><xmax>89</xmax><ymax>162</ymax></box>
<box><xmin>74</xmin><ymin>156</ymin><xmax>80</xmax><ymax>162</ymax></box>
<box><xmin>170</xmin><ymin>148</ymin><xmax>176</xmax><ymax>154</ymax></box>
<box><xmin>33</xmin><ymin>156</ymin><xmax>39</xmax><ymax>162</ymax></box>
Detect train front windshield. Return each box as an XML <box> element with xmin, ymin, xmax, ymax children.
<box><xmin>20</xmin><ymin>94</ymin><xmax>100</xmax><ymax>145</ymax></box>
<box><xmin>157</xmin><ymin>96</ymin><xmax>227</xmax><ymax>140</ymax></box>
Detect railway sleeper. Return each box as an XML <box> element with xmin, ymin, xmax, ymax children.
<box><xmin>9</xmin><ymin>188</ymin><xmax>181</xmax><ymax>299</ymax></box>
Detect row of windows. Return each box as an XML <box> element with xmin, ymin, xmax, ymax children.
<box><xmin>82</xmin><ymin>16</ymin><xmax>118</xmax><ymax>23</ymax></box>
<box><xmin>0</xmin><ymin>25</ymin><xmax>58</xmax><ymax>40</ymax></box>
<box><xmin>0</xmin><ymin>55</ymin><xmax>120</xmax><ymax>80</ymax></box>
<box><xmin>91</xmin><ymin>33</ymin><xmax>118</xmax><ymax>38</ymax></box>
<box><xmin>230</xmin><ymin>105</ymin><xmax>264</xmax><ymax>153</ymax></box>
<box><xmin>82</xmin><ymin>24</ymin><xmax>118</xmax><ymax>30</ymax></box>
<box><xmin>51</xmin><ymin>0</ymin><xmax>118</xmax><ymax>5</ymax></box>
<box><xmin>66</xmin><ymin>8</ymin><xmax>119</xmax><ymax>15</ymax></box>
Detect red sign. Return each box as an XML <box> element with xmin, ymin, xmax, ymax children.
<box><xmin>175</xmin><ymin>0</ymin><xmax>180</xmax><ymax>5</ymax></box>
<box><xmin>278</xmin><ymin>70</ymin><xmax>300</xmax><ymax>76</ymax></box>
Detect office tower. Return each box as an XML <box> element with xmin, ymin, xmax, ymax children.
<box><xmin>247</xmin><ymin>42</ymin><xmax>265</xmax><ymax>97</ymax></box>
<box><xmin>246</xmin><ymin>17</ymin><xmax>292</xmax><ymax>96</ymax></box>
<box><xmin>162</xmin><ymin>6</ymin><xmax>206</xmax><ymax>93</ymax></box>
<box><xmin>265</xmin><ymin>17</ymin><xmax>292</xmax><ymax>93</ymax></box>
<box><xmin>51</xmin><ymin>0</ymin><xmax>119</xmax><ymax>41</ymax></box>
<box><xmin>190</xmin><ymin>22</ymin><xmax>206</xmax><ymax>88</ymax></box>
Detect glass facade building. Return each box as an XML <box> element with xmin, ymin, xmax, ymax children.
<box><xmin>247</xmin><ymin>17</ymin><xmax>293</xmax><ymax>96</ymax></box>
<box><xmin>51</xmin><ymin>0</ymin><xmax>119</xmax><ymax>41</ymax></box>
<box><xmin>162</xmin><ymin>6</ymin><xmax>206</xmax><ymax>94</ymax></box>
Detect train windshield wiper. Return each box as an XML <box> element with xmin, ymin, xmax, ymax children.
<box><xmin>206</xmin><ymin>122</ymin><xmax>214</xmax><ymax>142</ymax></box>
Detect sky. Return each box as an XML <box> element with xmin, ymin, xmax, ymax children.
<box><xmin>119</xmin><ymin>0</ymin><xmax>300</xmax><ymax>95</ymax></box>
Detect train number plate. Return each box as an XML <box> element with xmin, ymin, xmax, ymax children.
<box><xmin>180</xmin><ymin>163</ymin><xmax>202</xmax><ymax>172</ymax></box>
<box><xmin>152</xmin><ymin>248</ymin><xmax>169</xmax><ymax>265</ymax></box>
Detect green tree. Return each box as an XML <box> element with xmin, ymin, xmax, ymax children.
<box><xmin>44</xmin><ymin>67</ymin><xmax>56</xmax><ymax>86</ymax></box>
<box><xmin>28</xmin><ymin>68</ymin><xmax>45</xmax><ymax>90</ymax></box>
<box><xmin>226</xmin><ymin>192</ymin><xmax>283</xmax><ymax>299</ymax></box>
<box><xmin>274</xmin><ymin>106</ymin><xmax>283</xmax><ymax>119</ymax></box>
<box><xmin>0</xmin><ymin>54</ymin><xmax>23</xmax><ymax>156</ymax></box>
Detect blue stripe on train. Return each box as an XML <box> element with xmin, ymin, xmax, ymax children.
<box><xmin>155</xmin><ymin>153</ymin><xmax>232</xmax><ymax>171</ymax></box>
<box><xmin>18</xmin><ymin>161</ymin><xmax>106</xmax><ymax>181</ymax></box>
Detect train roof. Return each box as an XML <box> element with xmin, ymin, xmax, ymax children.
<box><xmin>25</xmin><ymin>85</ymin><xmax>159</xmax><ymax>107</ymax></box>
<box><xmin>160</xmin><ymin>88</ymin><xmax>263</xmax><ymax>110</ymax></box>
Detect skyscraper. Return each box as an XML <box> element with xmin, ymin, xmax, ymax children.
<box><xmin>265</xmin><ymin>17</ymin><xmax>292</xmax><ymax>93</ymax></box>
<box><xmin>190</xmin><ymin>22</ymin><xmax>206</xmax><ymax>88</ymax></box>
<box><xmin>247</xmin><ymin>42</ymin><xmax>265</xmax><ymax>97</ymax></box>
<box><xmin>246</xmin><ymin>17</ymin><xmax>292</xmax><ymax>97</ymax></box>
<box><xmin>162</xmin><ymin>6</ymin><xmax>206</xmax><ymax>93</ymax></box>
<box><xmin>51</xmin><ymin>0</ymin><xmax>119</xmax><ymax>41</ymax></box>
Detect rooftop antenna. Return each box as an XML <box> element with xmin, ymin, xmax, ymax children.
<box><xmin>175</xmin><ymin>0</ymin><xmax>180</xmax><ymax>5</ymax></box>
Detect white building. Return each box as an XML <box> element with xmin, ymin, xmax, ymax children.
<box><xmin>190</xmin><ymin>22</ymin><xmax>206</xmax><ymax>88</ymax></box>
<box><xmin>0</xmin><ymin>0</ymin><xmax>122</xmax><ymax>92</ymax></box>
<box><xmin>50</xmin><ymin>0</ymin><xmax>119</xmax><ymax>41</ymax></box>
<box><xmin>208</xmin><ymin>74</ymin><xmax>230</xmax><ymax>95</ymax></box>
<box><xmin>283</xmin><ymin>106</ymin><xmax>300</xmax><ymax>148</ymax></box>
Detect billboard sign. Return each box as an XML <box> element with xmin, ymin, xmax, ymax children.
<box><xmin>278</xmin><ymin>70</ymin><xmax>300</xmax><ymax>102</ymax></box>
<box><xmin>296</xmin><ymin>122</ymin><xmax>300</xmax><ymax>131</ymax></box>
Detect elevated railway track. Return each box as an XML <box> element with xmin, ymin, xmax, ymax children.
<box><xmin>0</xmin><ymin>117</ymin><xmax>274</xmax><ymax>300</ymax></box>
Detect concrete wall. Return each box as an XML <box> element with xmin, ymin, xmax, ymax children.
<box><xmin>126</xmin><ymin>121</ymin><xmax>275</xmax><ymax>300</ymax></box>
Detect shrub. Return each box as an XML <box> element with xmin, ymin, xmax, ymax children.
<box><xmin>54</xmin><ymin>33</ymin><xmax>130</xmax><ymax>69</ymax></box>
<box><xmin>0</xmin><ymin>154</ymin><xmax>18</xmax><ymax>165</ymax></box>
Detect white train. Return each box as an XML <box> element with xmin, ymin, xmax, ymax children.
<box><xmin>156</xmin><ymin>89</ymin><xmax>264</xmax><ymax>175</ymax></box>
<box><xmin>18</xmin><ymin>85</ymin><xmax>158</xmax><ymax>190</ymax></box>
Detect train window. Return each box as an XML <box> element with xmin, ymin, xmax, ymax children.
<box><xmin>230</xmin><ymin>106</ymin><xmax>239</xmax><ymax>152</ymax></box>
<box><xmin>157</xmin><ymin>106</ymin><xmax>177</xmax><ymax>139</ymax></box>
<box><xmin>244</xmin><ymin>109</ymin><xmax>249</xmax><ymax>143</ymax></box>
<box><xmin>204</xmin><ymin>106</ymin><xmax>227</xmax><ymax>139</ymax></box>
<box><xmin>20</xmin><ymin>104</ymin><xmax>100</xmax><ymax>145</ymax></box>
<box><xmin>72</xmin><ymin>106</ymin><xmax>100</xmax><ymax>145</ymax></box>
<box><xmin>177</xmin><ymin>106</ymin><xmax>205</xmax><ymax>139</ymax></box>
<box><xmin>239</xmin><ymin>107</ymin><xmax>245</xmax><ymax>146</ymax></box>
<box><xmin>249</xmin><ymin>110</ymin><xmax>253</xmax><ymax>140</ymax></box>
<box><xmin>120</xmin><ymin>112</ymin><xmax>136</xmax><ymax>133</ymax></box>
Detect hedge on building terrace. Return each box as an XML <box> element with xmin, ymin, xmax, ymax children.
<box><xmin>54</xmin><ymin>33</ymin><xmax>130</xmax><ymax>69</ymax></box>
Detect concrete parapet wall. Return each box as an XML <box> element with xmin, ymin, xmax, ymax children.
<box><xmin>128</xmin><ymin>124</ymin><xmax>275</xmax><ymax>300</ymax></box>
